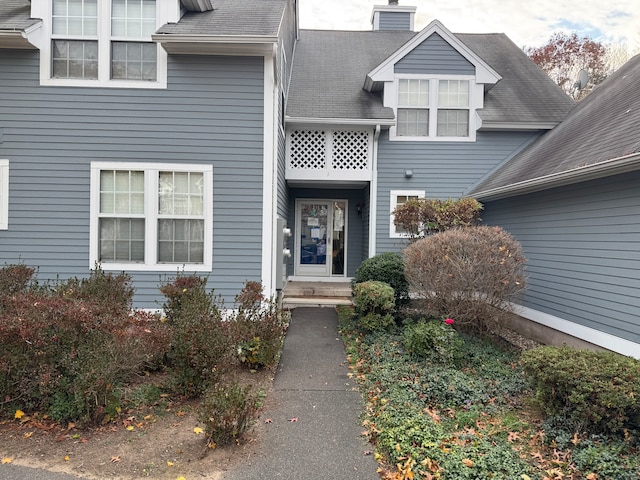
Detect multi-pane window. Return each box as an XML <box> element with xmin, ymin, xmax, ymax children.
<box><xmin>51</xmin><ymin>0</ymin><xmax>98</xmax><ymax>79</ymax></box>
<box><xmin>397</xmin><ymin>79</ymin><xmax>429</xmax><ymax>136</ymax></box>
<box><xmin>111</xmin><ymin>0</ymin><xmax>157</xmax><ymax>81</ymax></box>
<box><xmin>99</xmin><ymin>170</ymin><xmax>145</xmax><ymax>262</ymax></box>
<box><xmin>158</xmin><ymin>172</ymin><xmax>204</xmax><ymax>263</ymax></box>
<box><xmin>437</xmin><ymin>80</ymin><xmax>470</xmax><ymax>137</ymax></box>
<box><xmin>390</xmin><ymin>190</ymin><xmax>424</xmax><ymax>238</ymax></box>
<box><xmin>92</xmin><ymin>163</ymin><xmax>212</xmax><ymax>270</ymax></box>
<box><xmin>49</xmin><ymin>0</ymin><xmax>159</xmax><ymax>83</ymax></box>
<box><xmin>395</xmin><ymin>78</ymin><xmax>471</xmax><ymax>139</ymax></box>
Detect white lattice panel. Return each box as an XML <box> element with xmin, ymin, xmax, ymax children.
<box><xmin>288</xmin><ymin>130</ymin><xmax>326</xmax><ymax>170</ymax></box>
<box><xmin>331</xmin><ymin>130</ymin><xmax>370</xmax><ymax>171</ymax></box>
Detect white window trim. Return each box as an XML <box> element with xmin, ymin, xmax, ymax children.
<box><xmin>0</xmin><ymin>160</ymin><xmax>8</xmax><ymax>230</ymax></box>
<box><xmin>388</xmin><ymin>74</ymin><xmax>477</xmax><ymax>142</ymax></box>
<box><xmin>38</xmin><ymin>0</ymin><xmax>168</xmax><ymax>89</ymax></box>
<box><xmin>90</xmin><ymin>161</ymin><xmax>213</xmax><ymax>271</ymax></box>
<box><xmin>389</xmin><ymin>189</ymin><xmax>424</xmax><ymax>238</ymax></box>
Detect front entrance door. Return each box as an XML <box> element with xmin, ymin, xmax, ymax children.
<box><xmin>295</xmin><ymin>200</ymin><xmax>347</xmax><ymax>277</ymax></box>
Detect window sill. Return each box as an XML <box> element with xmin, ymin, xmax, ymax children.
<box><xmin>100</xmin><ymin>262</ymin><xmax>212</xmax><ymax>272</ymax></box>
<box><xmin>39</xmin><ymin>77</ymin><xmax>168</xmax><ymax>89</ymax></box>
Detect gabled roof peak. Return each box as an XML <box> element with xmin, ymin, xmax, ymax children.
<box><xmin>365</xmin><ymin>19</ymin><xmax>502</xmax><ymax>91</ymax></box>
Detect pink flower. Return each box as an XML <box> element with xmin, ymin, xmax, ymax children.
<box><xmin>444</xmin><ymin>318</ymin><xmax>455</xmax><ymax>325</ymax></box>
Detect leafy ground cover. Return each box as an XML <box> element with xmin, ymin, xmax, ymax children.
<box><xmin>337</xmin><ymin>306</ymin><xmax>640</xmax><ymax>480</ymax></box>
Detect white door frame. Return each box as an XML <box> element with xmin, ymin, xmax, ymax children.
<box><xmin>294</xmin><ymin>199</ymin><xmax>348</xmax><ymax>278</ymax></box>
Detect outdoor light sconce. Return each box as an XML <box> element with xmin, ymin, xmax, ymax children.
<box><xmin>405</xmin><ymin>169</ymin><xmax>413</xmax><ymax>178</ymax></box>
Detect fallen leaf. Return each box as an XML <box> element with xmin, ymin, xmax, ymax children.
<box><xmin>508</xmin><ymin>431</ymin><xmax>520</xmax><ymax>442</ymax></box>
<box><xmin>586</xmin><ymin>474</ymin><xmax>597</xmax><ymax>480</ymax></box>
<box><xmin>126</xmin><ymin>425</ymin><xmax>134</xmax><ymax>431</ymax></box>
<box><xmin>176</xmin><ymin>477</ymin><xmax>187</xmax><ymax>480</ymax></box>
<box><xmin>111</xmin><ymin>456</ymin><xmax>120</xmax><ymax>463</ymax></box>
<box><xmin>193</xmin><ymin>427</ymin><xmax>204</xmax><ymax>434</ymax></box>
<box><xmin>64</xmin><ymin>455</ymin><xmax>70</xmax><ymax>461</ymax></box>
<box><xmin>264</xmin><ymin>418</ymin><xmax>272</xmax><ymax>424</ymax></box>
<box><xmin>14</xmin><ymin>410</ymin><xmax>25</xmax><ymax>419</ymax></box>
<box><xmin>364</xmin><ymin>450</ymin><xmax>372</xmax><ymax>455</ymax></box>
<box><xmin>289</xmin><ymin>418</ymin><xmax>298</xmax><ymax>422</ymax></box>
<box><xmin>1</xmin><ymin>458</ymin><xmax>12</xmax><ymax>464</ymax></box>
<box><xmin>462</xmin><ymin>458</ymin><xmax>474</xmax><ymax>467</ymax></box>
<box><xmin>23</xmin><ymin>431</ymin><xmax>34</xmax><ymax>438</ymax></box>
<box><xmin>167</xmin><ymin>461</ymin><xmax>174</xmax><ymax>467</ymax></box>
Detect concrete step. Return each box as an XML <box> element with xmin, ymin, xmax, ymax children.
<box><xmin>282</xmin><ymin>281</ymin><xmax>353</xmax><ymax>309</ymax></box>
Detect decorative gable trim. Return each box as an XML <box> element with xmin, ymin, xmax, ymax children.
<box><xmin>365</xmin><ymin>19</ymin><xmax>501</xmax><ymax>91</ymax></box>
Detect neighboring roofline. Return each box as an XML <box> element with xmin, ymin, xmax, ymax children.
<box><xmin>286</xmin><ymin>116</ymin><xmax>395</xmax><ymax>126</ymax></box>
<box><xmin>365</xmin><ymin>19</ymin><xmax>502</xmax><ymax>91</ymax></box>
<box><xmin>479</xmin><ymin>121</ymin><xmax>560</xmax><ymax>131</ymax></box>
<box><xmin>152</xmin><ymin>34</ymin><xmax>278</xmax><ymax>55</ymax></box>
<box><xmin>471</xmin><ymin>152</ymin><xmax>640</xmax><ymax>201</ymax></box>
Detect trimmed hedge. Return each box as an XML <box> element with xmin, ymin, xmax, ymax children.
<box><xmin>520</xmin><ymin>345</ymin><xmax>640</xmax><ymax>435</ymax></box>
<box><xmin>352</xmin><ymin>252</ymin><xmax>409</xmax><ymax>306</ymax></box>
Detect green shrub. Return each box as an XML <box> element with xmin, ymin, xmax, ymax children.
<box><xmin>353</xmin><ymin>281</ymin><xmax>396</xmax><ymax>331</ymax></box>
<box><xmin>403</xmin><ymin>225</ymin><xmax>526</xmax><ymax>333</ymax></box>
<box><xmin>229</xmin><ymin>281</ymin><xmax>288</xmax><ymax>370</ymax></box>
<box><xmin>198</xmin><ymin>382</ymin><xmax>265</xmax><ymax>447</ymax></box>
<box><xmin>352</xmin><ymin>252</ymin><xmax>409</xmax><ymax>306</ymax></box>
<box><xmin>520</xmin><ymin>345</ymin><xmax>640</xmax><ymax>435</ymax></box>
<box><xmin>160</xmin><ymin>274</ymin><xmax>230</xmax><ymax>397</ymax></box>
<box><xmin>402</xmin><ymin>318</ymin><xmax>463</xmax><ymax>364</ymax></box>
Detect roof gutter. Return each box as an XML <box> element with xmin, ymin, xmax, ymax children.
<box><xmin>0</xmin><ymin>22</ymin><xmax>42</xmax><ymax>49</ymax></box>
<box><xmin>286</xmin><ymin>116</ymin><xmax>395</xmax><ymax>127</ymax></box>
<box><xmin>152</xmin><ymin>33</ymin><xmax>278</xmax><ymax>55</ymax></box>
<box><xmin>472</xmin><ymin>151</ymin><xmax>640</xmax><ymax>201</ymax></box>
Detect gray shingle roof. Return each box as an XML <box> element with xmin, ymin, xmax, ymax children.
<box><xmin>469</xmin><ymin>54</ymin><xmax>640</xmax><ymax>197</ymax></box>
<box><xmin>287</xmin><ymin>30</ymin><xmax>415</xmax><ymax>121</ymax></box>
<box><xmin>287</xmin><ymin>29</ymin><xmax>575</xmax><ymax>124</ymax></box>
<box><xmin>157</xmin><ymin>0</ymin><xmax>286</xmax><ymax>37</ymax></box>
<box><xmin>0</xmin><ymin>0</ymin><xmax>40</xmax><ymax>31</ymax></box>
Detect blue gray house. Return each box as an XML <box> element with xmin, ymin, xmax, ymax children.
<box><xmin>469</xmin><ymin>54</ymin><xmax>640</xmax><ymax>358</ymax></box>
<box><xmin>6</xmin><ymin>0</ymin><xmax>636</xmax><ymax>357</ymax></box>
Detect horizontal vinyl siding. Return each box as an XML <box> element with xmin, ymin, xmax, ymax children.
<box><xmin>378</xmin><ymin>12</ymin><xmax>412</xmax><ymax>31</ymax></box>
<box><xmin>376</xmin><ymin>130</ymin><xmax>540</xmax><ymax>253</ymax></box>
<box><xmin>395</xmin><ymin>33</ymin><xmax>475</xmax><ymax>75</ymax></box>
<box><xmin>482</xmin><ymin>171</ymin><xmax>640</xmax><ymax>345</ymax></box>
<box><xmin>0</xmin><ymin>50</ymin><xmax>265</xmax><ymax>308</ymax></box>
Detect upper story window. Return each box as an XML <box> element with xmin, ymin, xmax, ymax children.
<box><xmin>392</xmin><ymin>76</ymin><xmax>473</xmax><ymax>141</ymax></box>
<box><xmin>42</xmin><ymin>0</ymin><xmax>167</xmax><ymax>88</ymax></box>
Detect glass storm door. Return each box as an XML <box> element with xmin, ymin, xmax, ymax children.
<box><xmin>296</xmin><ymin>200</ymin><xmax>347</xmax><ymax>277</ymax></box>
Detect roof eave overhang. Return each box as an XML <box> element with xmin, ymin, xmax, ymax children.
<box><xmin>152</xmin><ymin>34</ymin><xmax>278</xmax><ymax>55</ymax></box>
<box><xmin>0</xmin><ymin>22</ymin><xmax>42</xmax><ymax>49</ymax></box>
<box><xmin>471</xmin><ymin>152</ymin><xmax>640</xmax><ymax>201</ymax></box>
<box><xmin>180</xmin><ymin>0</ymin><xmax>213</xmax><ymax>12</ymax></box>
<box><xmin>286</xmin><ymin>116</ymin><xmax>395</xmax><ymax>127</ymax></box>
<box><xmin>479</xmin><ymin>121</ymin><xmax>560</xmax><ymax>131</ymax></box>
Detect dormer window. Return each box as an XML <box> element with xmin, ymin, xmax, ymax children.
<box><xmin>393</xmin><ymin>76</ymin><xmax>472</xmax><ymax>140</ymax></box>
<box><xmin>40</xmin><ymin>0</ymin><xmax>167</xmax><ymax>88</ymax></box>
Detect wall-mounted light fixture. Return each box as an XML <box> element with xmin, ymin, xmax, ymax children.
<box><xmin>404</xmin><ymin>169</ymin><xmax>413</xmax><ymax>178</ymax></box>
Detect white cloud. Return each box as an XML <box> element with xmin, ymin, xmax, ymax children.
<box><xmin>299</xmin><ymin>0</ymin><xmax>640</xmax><ymax>50</ymax></box>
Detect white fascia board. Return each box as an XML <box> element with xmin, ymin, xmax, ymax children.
<box><xmin>0</xmin><ymin>21</ymin><xmax>42</xmax><ymax>49</ymax></box>
<box><xmin>479</xmin><ymin>121</ymin><xmax>559</xmax><ymax>131</ymax></box>
<box><xmin>472</xmin><ymin>152</ymin><xmax>640</xmax><ymax>201</ymax></box>
<box><xmin>153</xmin><ymin>34</ymin><xmax>277</xmax><ymax>55</ymax></box>
<box><xmin>286</xmin><ymin>117</ymin><xmax>395</xmax><ymax>127</ymax></box>
<box><xmin>366</xmin><ymin>19</ymin><xmax>502</xmax><ymax>90</ymax></box>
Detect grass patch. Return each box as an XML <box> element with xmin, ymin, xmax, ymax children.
<box><xmin>337</xmin><ymin>305</ymin><xmax>640</xmax><ymax>480</ymax></box>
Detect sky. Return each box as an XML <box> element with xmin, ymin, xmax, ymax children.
<box><xmin>298</xmin><ymin>0</ymin><xmax>640</xmax><ymax>50</ymax></box>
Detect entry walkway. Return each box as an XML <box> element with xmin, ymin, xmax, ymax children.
<box><xmin>225</xmin><ymin>307</ymin><xmax>378</xmax><ymax>480</ymax></box>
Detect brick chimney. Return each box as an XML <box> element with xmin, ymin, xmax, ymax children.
<box><xmin>371</xmin><ymin>1</ymin><xmax>417</xmax><ymax>31</ymax></box>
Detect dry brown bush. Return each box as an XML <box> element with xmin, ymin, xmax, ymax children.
<box><xmin>403</xmin><ymin>225</ymin><xmax>526</xmax><ymax>332</ymax></box>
